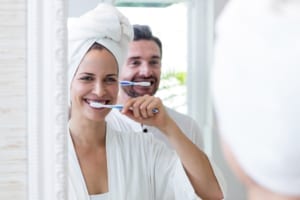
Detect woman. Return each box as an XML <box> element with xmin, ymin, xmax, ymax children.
<box><xmin>68</xmin><ymin>3</ymin><xmax>222</xmax><ymax>200</ymax></box>
<box><xmin>212</xmin><ymin>0</ymin><xmax>300</xmax><ymax>199</ymax></box>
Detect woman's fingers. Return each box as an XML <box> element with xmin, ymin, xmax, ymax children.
<box><xmin>123</xmin><ymin>95</ymin><xmax>161</xmax><ymax>119</ymax></box>
<box><xmin>139</xmin><ymin>95</ymin><xmax>157</xmax><ymax>118</ymax></box>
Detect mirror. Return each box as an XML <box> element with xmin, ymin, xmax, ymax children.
<box><xmin>21</xmin><ymin>0</ymin><xmax>245</xmax><ymax>199</ymax></box>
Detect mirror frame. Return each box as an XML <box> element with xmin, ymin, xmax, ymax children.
<box><xmin>25</xmin><ymin>0</ymin><xmax>215</xmax><ymax>199</ymax></box>
<box><xmin>27</xmin><ymin>0</ymin><xmax>68</xmax><ymax>199</ymax></box>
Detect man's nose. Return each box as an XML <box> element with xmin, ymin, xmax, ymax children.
<box><xmin>139</xmin><ymin>63</ymin><xmax>152</xmax><ymax>77</ymax></box>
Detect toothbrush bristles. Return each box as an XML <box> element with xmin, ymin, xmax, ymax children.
<box><xmin>90</xmin><ymin>102</ymin><xmax>104</xmax><ymax>108</ymax></box>
<box><xmin>137</xmin><ymin>82</ymin><xmax>151</xmax><ymax>86</ymax></box>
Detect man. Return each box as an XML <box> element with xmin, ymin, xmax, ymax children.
<box><xmin>108</xmin><ymin>24</ymin><xmax>203</xmax><ymax>149</ymax></box>
<box><xmin>106</xmin><ymin>24</ymin><xmax>223</xmax><ymax>199</ymax></box>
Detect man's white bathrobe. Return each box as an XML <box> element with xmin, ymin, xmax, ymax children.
<box><xmin>68</xmin><ymin>123</ymin><xmax>198</xmax><ymax>200</ymax></box>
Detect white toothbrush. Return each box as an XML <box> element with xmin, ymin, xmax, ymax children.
<box><xmin>89</xmin><ymin>102</ymin><xmax>159</xmax><ymax>113</ymax></box>
<box><xmin>119</xmin><ymin>80</ymin><xmax>151</xmax><ymax>87</ymax></box>
<box><xmin>90</xmin><ymin>102</ymin><xmax>123</xmax><ymax>110</ymax></box>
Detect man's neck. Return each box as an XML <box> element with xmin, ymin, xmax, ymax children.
<box><xmin>117</xmin><ymin>92</ymin><xmax>130</xmax><ymax>105</ymax></box>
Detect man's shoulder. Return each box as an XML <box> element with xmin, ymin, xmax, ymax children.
<box><xmin>164</xmin><ymin>106</ymin><xmax>204</xmax><ymax>148</ymax></box>
<box><xmin>165</xmin><ymin>106</ymin><xmax>195</xmax><ymax>123</ymax></box>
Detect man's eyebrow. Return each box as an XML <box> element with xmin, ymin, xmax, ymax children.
<box><xmin>128</xmin><ymin>56</ymin><xmax>140</xmax><ymax>60</ymax></box>
<box><xmin>129</xmin><ymin>55</ymin><xmax>161</xmax><ymax>60</ymax></box>
<box><xmin>151</xmin><ymin>55</ymin><xmax>161</xmax><ymax>59</ymax></box>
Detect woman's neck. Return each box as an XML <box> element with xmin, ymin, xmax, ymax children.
<box><xmin>69</xmin><ymin>117</ymin><xmax>106</xmax><ymax>148</ymax></box>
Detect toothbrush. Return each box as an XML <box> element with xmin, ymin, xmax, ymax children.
<box><xmin>119</xmin><ymin>80</ymin><xmax>151</xmax><ymax>87</ymax></box>
<box><xmin>90</xmin><ymin>102</ymin><xmax>123</xmax><ymax>110</ymax></box>
<box><xmin>89</xmin><ymin>102</ymin><xmax>159</xmax><ymax>113</ymax></box>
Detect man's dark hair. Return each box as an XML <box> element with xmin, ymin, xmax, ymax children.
<box><xmin>133</xmin><ymin>24</ymin><xmax>162</xmax><ymax>58</ymax></box>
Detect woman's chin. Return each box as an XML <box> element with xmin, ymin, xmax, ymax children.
<box><xmin>86</xmin><ymin>110</ymin><xmax>110</xmax><ymax>122</ymax></box>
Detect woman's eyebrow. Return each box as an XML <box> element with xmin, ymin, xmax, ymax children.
<box><xmin>78</xmin><ymin>72</ymin><xmax>95</xmax><ymax>76</ymax></box>
<box><xmin>106</xmin><ymin>74</ymin><xmax>118</xmax><ymax>77</ymax></box>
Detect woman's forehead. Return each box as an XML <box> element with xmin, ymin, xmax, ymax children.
<box><xmin>78</xmin><ymin>49</ymin><xmax>118</xmax><ymax>72</ymax></box>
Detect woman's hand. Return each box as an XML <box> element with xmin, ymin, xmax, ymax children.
<box><xmin>121</xmin><ymin>95</ymin><xmax>173</xmax><ymax>133</ymax></box>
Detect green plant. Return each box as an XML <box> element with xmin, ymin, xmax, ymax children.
<box><xmin>157</xmin><ymin>70</ymin><xmax>187</xmax><ymax>113</ymax></box>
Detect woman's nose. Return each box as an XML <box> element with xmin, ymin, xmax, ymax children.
<box><xmin>93</xmin><ymin>82</ymin><xmax>106</xmax><ymax>96</ymax></box>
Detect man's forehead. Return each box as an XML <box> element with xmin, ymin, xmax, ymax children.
<box><xmin>130</xmin><ymin>40</ymin><xmax>160</xmax><ymax>50</ymax></box>
<box><xmin>128</xmin><ymin>40</ymin><xmax>161</xmax><ymax>59</ymax></box>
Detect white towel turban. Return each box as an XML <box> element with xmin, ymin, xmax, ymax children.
<box><xmin>212</xmin><ymin>0</ymin><xmax>300</xmax><ymax>196</ymax></box>
<box><xmin>68</xmin><ymin>3</ymin><xmax>133</xmax><ymax>90</ymax></box>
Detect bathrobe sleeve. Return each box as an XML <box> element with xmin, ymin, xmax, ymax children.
<box><xmin>149</xmin><ymin>137</ymin><xmax>199</xmax><ymax>200</ymax></box>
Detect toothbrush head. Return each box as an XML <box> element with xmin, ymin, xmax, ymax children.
<box><xmin>136</xmin><ymin>82</ymin><xmax>151</xmax><ymax>86</ymax></box>
<box><xmin>89</xmin><ymin>101</ymin><xmax>104</xmax><ymax>108</ymax></box>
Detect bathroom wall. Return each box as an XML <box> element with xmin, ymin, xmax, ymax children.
<box><xmin>0</xmin><ymin>0</ymin><xmax>26</xmax><ymax>199</ymax></box>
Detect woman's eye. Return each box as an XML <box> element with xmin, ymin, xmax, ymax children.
<box><xmin>79</xmin><ymin>76</ymin><xmax>93</xmax><ymax>81</ymax></box>
<box><xmin>105</xmin><ymin>77</ymin><xmax>117</xmax><ymax>83</ymax></box>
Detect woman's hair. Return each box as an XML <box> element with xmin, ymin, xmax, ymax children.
<box><xmin>88</xmin><ymin>42</ymin><xmax>105</xmax><ymax>52</ymax></box>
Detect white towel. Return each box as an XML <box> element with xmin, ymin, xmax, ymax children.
<box><xmin>212</xmin><ymin>0</ymin><xmax>300</xmax><ymax>196</ymax></box>
<box><xmin>68</xmin><ymin>3</ymin><xmax>133</xmax><ymax>90</ymax></box>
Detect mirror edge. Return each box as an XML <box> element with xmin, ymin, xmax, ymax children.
<box><xmin>27</xmin><ymin>0</ymin><xmax>68</xmax><ymax>199</ymax></box>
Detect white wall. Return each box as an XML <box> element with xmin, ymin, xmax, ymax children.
<box><xmin>0</xmin><ymin>0</ymin><xmax>26</xmax><ymax>199</ymax></box>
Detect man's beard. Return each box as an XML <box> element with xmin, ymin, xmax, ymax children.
<box><xmin>122</xmin><ymin>76</ymin><xmax>159</xmax><ymax>97</ymax></box>
<box><xmin>122</xmin><ymin>86</ymin><xmax>157</xmax><ymax>98</ymax></box>
<box><xmin>126</xmin><ymin>88</ymin><xmax>141</xmax><ymax>98</ymax></box>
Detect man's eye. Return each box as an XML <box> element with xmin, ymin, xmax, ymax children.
<box><xmin>130</xmin><ymin>60</ymin><xmax>140</xmax><ymax>66</ymax></box>
<box><xmin>150</xmin><ymin>60</ymin><xmax>160</xmax><ymax>66</ymax></box>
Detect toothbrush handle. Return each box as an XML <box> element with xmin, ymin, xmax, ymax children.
<box><xmin>152</xmin><ymin>108</ymin><xmax>159</xmax><ymax>113</ymax></box>
<box><xmin>113</xmin><ymin>105</ymin><xmax>159</xmax><ymax>114</ymax></box>
<box><xmin>112</xmin><ymin>105</ymin><xmax>124</xmax><ymax>110</ymax></box>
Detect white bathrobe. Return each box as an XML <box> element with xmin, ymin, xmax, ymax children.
<box><xmin>106</xmin><ymin>107</ymin><xmax>203</xmax><ymax>149</ymax></box>
<box><xmin>68</xmin><ymin>123</ymin><xmax>198</xmax><ymax>200</ymax></box>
